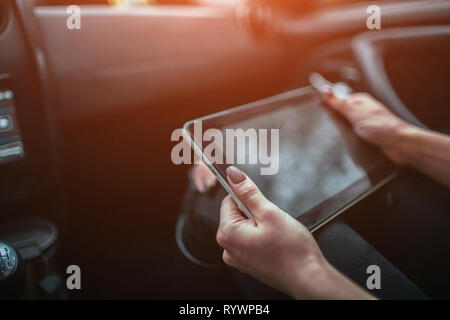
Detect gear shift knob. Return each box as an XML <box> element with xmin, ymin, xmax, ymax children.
<box><xmin>0</xmin><ymin>242</ymin><xmax>26</xmax><ymax>299</ymax></box>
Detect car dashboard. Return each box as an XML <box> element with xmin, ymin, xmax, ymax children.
<box><xmin>0</xmin><ymin>1</ymin><xmax>57</xmax><ymax>221</ymax></box>
<box><xmin>0</xmin><ymin>0</ymin><xmax>449</xmax><ymax>300</ymax></box>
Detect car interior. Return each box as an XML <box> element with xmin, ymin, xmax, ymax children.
<box><xmin>0</xmin><ymin>0</ymin><xmax>449</xmax><ymax>299</ymax></box>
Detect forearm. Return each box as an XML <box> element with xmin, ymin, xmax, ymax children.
<box><xmin>393</xmin><ymin>125</ymin><xmax>450</xmax><ymax>188</ymax></box>
<box><xmin>290</xmin><ymin>259</ymin><xmax>375</xmax><ymax>300</ymax></box>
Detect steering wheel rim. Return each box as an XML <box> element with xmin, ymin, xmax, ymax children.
<box><xmin>351</xmin><ymin>27</ymin><xmax>450</xmax><ymax>130</ymax></box>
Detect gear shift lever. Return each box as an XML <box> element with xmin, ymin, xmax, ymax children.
<box><xmin>0</xmin><ymin>242</ymin><xmax>26</xmax><ymax>299</ymax></box>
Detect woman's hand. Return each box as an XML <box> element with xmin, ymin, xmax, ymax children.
<box><xmin>322</xmin><ymin>89</ymin><xmax>450</xmax><ymax>187</ymax></box>
<box><xmin>217</xmin><ymin>166</ymin><xmax>374</xmax><ymax>300</ymax></box>
<box><xmin>322</xmin><ymin>89</ymin><xmax>411</xmax><ymax>164</ymax></box>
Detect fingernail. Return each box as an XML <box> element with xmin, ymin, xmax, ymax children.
<box><xmin>226</xmin><ymin>166</ymin><xmax>246</xmax><ymax>184</ymax></box>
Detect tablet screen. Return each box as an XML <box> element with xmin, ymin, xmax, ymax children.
<box><xmin>185</xmin><ymin>88</ymin><xmax>395</xmax><ymax>230</ymax></box>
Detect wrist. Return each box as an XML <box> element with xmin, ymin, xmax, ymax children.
<box><xmin>289</xmin><ymin>256</ymin><xmax>336</xmax><ymax>299</ymax></box>
<box><xmin>289</xmin><ymin>256</ymin><xmax>327</xmax><ymax>299</ymax></box>
<box><xmin>382</xmin><ymin>122</ymin><xmax>421</xmax><ymax>166</ymax></box>
<box><xmin>290</xmin><ymin>257</ymin><xmax>374</xmax><ymax>300</ymax></box>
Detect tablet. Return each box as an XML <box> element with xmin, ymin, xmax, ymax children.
<box><xmin>183</xmin><ymin>87</ymin><xmax>397</xmax><ymax>232</ymax></box>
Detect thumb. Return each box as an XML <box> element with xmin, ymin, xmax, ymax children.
<box><xmin>321</xmin><ymin>86</ymin><xmax>349</xmax><ymax>116</ymax></box>
<box><xmin>226</xmin><ymin>166</ymin><xmax>272</xmax><ymax>220</ymax></box>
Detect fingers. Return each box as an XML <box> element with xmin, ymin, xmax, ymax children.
<box><xmin>321</xmin><ymin>86</ymin><xmax>349</xmax><ymax>117</ymax></box>
<box><xmin>221</xmin><ymin>250</ymin><xmax>248</xmax><ymax>273</ymax></box>
<box><xmin>225</xmin><ymin>166</ymin><xmax>275</xmax><ymax>220</ymax></box>
<box><xmin>217</xmin><ymin>195</ymin><xmax>248</xmax><ymax>250</ymax></box>
<box><xmin>322</xmin><ymin>89</ymin><xmax>381</xmax><ymax>123</ymax></box>
<box><xmin>218</xmin><ymin>210</ymin><xmax>250</xmax><ymax>270</ymax></box>
<box><xmin>222</xmin><ymin>250</ymin><xmax>235</xmax><ymax>267</ymax></box>
<box><xmin>219</xmin><ymin>195</ymin><xmax>247</xmax><ymax>227</ymax></box>
<box><xmin>192</xmin><ymin>162</ymin><xmax>217</xmax><ymax>192</ymax></box>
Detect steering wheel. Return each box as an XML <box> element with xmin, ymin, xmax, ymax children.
<box><xmin>352</xmin><ymin>26</ymin><xmax>450</xmax><ymax>130</ymax></box>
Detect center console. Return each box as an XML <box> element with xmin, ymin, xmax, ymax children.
<box><xmin>0</xmin><ymin>1</ymin><xmax>55</xmax><ymax>218</ymax></box>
